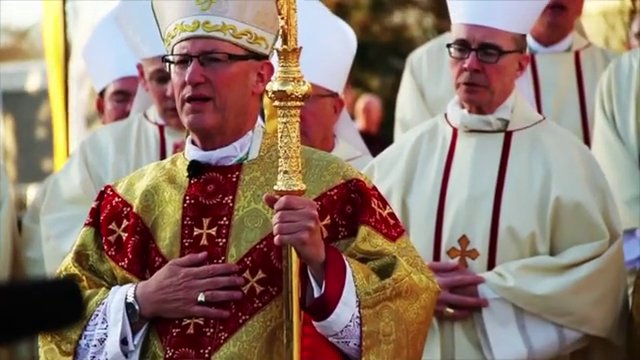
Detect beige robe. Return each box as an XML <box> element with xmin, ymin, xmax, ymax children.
<box><xmin>39</xmin><ymin>107</ymin><xmax>186</xmax><ymax>274</ymax></box>
<box><xmin>366</xmin><ymin>92</ymin><xmax>627</xmax><ymax>359</ymax></box>
<box><xmin>394</xmin><ymin>32</ymin><xmax>616</xmax><ymax>148</ymax></box>
<box><xmin>591</xmin><ymin>48</ymin><xmax>640</xmax><ymax>358</ymax></box>
<box><xmin>592</xmin><ymin>48</ymin><xmax>639</xmax><ymax>231</ymax></box>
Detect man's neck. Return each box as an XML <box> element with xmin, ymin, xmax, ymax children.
<box><xmin>528</xmin><ymin>30</ymin><xmax>573</xmax><ymax>51</ymax></box>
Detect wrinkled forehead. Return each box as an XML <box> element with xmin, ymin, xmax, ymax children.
<box><xmin>172</xmin><ymin>37</ymin><xmax>249</xmax><ymax>55</ymax></box>
<box><xmin>450</xmin><ymin>23</ymin><xmax>516</xmax><ymax>48</ymax></box>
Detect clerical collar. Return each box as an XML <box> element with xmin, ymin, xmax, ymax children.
<box><xmin>446</xmin><ymin>92</ymin><xmax>516</xmax><ymax>132</ymax></box>
<box><xmin>527</xmin><ymin>32</ymin><xmax>573</xmax><ymax>54</ymax></box>
<box><xmin>184</xmin><ymin>118</ymin><xmax>264</xmax><ymax>166</ymax></box>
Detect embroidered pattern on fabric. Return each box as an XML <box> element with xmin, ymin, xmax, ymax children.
<box><xmin>76</xmin><ymin>299</ymin><xmax>109</xmax><ymax>360</ymax></box>
<box><xmin>326</xmin><ymin>300</ymin><xmax>362</xmax><ymax>359</ymax></box>
<box><xmin>446</xmin><ymin>235</ymin><xmax>480</xmax><ymax>268</ymax></box>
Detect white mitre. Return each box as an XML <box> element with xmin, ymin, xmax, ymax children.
<box><xmin>151</xmin><ymin>0</ymin><xmax>279</xmax><ymax>55</ymax></box>
<box><xmin>271</xmin><ymin>0</ymin><xmax>371</xmax><ymax>156</ymax></box>
<box><xmin>447</xmin><ymin>0</ymin><xmax>548</xmax><ymax>34</ymax></box>
<box><xmin>82</xmin><ymin>7</ymin><xmax>138</xmax><ymax>93</ymax></box>
<box><xmin>113</xmin><ymin>0</ymin><xmax>168</xmax><ymax>114</ymax></box>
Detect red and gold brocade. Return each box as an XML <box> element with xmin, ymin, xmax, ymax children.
<box><xmin>39</xmin><ymin>133</ymin><xmax>439</xmax><ymax>359</ymax></box>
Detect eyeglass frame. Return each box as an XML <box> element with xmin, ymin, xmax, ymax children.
<box><xmin>161</xmin><ymin>51</ymin><xmax>269</xmax><ymax>73</ymax></box>
<box><xmin>445</xmin><ymin>42</ymin><xmax>525</xmax><ymax>64</ymax></box>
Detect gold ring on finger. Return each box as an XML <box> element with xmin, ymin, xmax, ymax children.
<box><xmin>197</xmin><ymin>291</ymin><xmax>206</xmax><ymax>305</ymax></box>
<box><xmin>444</xmin><ymin>307</ymin><xmax>456</xmax><ymax>316</ymax></box>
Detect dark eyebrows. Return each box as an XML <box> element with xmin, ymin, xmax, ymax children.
<box><xmin>450</xmin><ymin>39</ymin><xmax>504</xmax><ymax>51</ymax></box>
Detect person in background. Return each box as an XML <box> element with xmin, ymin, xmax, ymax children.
<box><xmin>354</xmin><ymin>93</ymin><xmax>391</xmax><ymax>156</ymax></box>
<box><xmin>366</xmin><ymin>0</ymin><xmax>627</xmax><ymax>358</ymax></box>
<box><xmin>81</xmin><ymin>8</ymin><xmax>139</xmax><ymax>124</ymax></box>
<box><xmin>394</xmin><ymin>0</ymin><xmax>616</xmax><ymax>149</ymax></box>
<box><xmin>591</xmin><ymin>47</ymin><xmax>640</xmax><ymax>358</ymax></box>
<box><xmin>37</xmin><ymin>0</ymin><xmax>187</xmax><ymax>276</ymax></box>
<box><xmin>269</xmin><ymin>0</ymin><xmax>372</xmax><ymax>170</ymax></box>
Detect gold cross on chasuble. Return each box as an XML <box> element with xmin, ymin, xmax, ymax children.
<box><xmin>242</xmin><ymin>269</ymin><xmax>267</xmax><ymax>295</ymax></box>
<box><xmin>182</xmin><ymin>317</ymin><xmax>205</xmax><ymax>334</ymax></box>
<box><xmin>194</xmin><ymin>218</ymin><xmax>217</xmax><ymax>246</ymax></box>
<box><xmin>446</xmin><ymin>235</ymin><xmax>480</xmax><ymax>268</ymax></box>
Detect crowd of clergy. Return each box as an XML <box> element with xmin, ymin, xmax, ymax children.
<box><xmin>0</xmin><ymin>0</ymin><xmax>638</xmax><ymax>359</ymax></box>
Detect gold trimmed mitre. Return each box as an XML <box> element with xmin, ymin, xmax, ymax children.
<box><xmin>151</xmin><ymin>0</ymin><xmax>279</xmax><ymax>55</ymax></box>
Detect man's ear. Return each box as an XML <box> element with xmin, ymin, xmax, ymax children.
<box><xmin>516</xmin><ymin>53</ymin><xmax>531</xmax><ymax>78</ymax></box>
<box><xmin>95</xmin><ymin>96</ymin><xmax>105</xmax><ymax>116</ymax></box>
<box><xmin>253</xmin><ymin>60</ymin><xmax>275</xmax><ymax>95</ymax></box>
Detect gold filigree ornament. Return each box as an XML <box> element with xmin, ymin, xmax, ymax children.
<box><xmin>163</xmin><ymin>20</ymin><xmax>269</xmax><ymax>51</ymax></box>
<box><xmin>195</xmin><ymin>0</ymin><xmax>216</xmax><ymax>12</ymax></box>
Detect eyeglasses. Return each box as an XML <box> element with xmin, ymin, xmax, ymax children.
<box><xmin>162</xmin><ymin>52</ymin><xmax>268</xmax><ymax>74</ymax></box>
<box><xmin>446</xmin><ymin>43</ymin><xmax>524</xmax><ymax>64</ymax></box>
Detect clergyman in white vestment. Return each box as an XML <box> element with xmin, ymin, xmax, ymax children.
<box><xmin>394</xmin><ymin>0</ymin><xmax>616</xmax><ymax>147</ymax></box>
<box><xmin>365</xmin><ymin>1</ymin><xmax>627</xmax><ymax>359</ymax></box>
<box><xmin>38</xmin><ymin>0</ymin><xmax>187</xmax><ymax>275</ymax></box>
<box><xmin>268</xmin><ymin>0</ymin><xmax>372</xmax><ymax>170</ymax></box>
<box><xmin>19</xmin><ymin>7</ymin><xmax>140</xmax><ymax>279</ymax></box>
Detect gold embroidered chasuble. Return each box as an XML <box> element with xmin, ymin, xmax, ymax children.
<box><xmin>39</xmin><ymin>132</ymin><xmax>439</xmax><ymax>359</ymax></box>
<box><xmin>366</xmin><ymin>94</ymin><xmax>627</xmax><ymax>359</ymax></box>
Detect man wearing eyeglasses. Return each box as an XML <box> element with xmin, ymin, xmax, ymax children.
<box><xmin>266</xmin><ymin>0</ymin><xmax>373</xmax><ymax>170</ymax></box>
<box><xmin>395</xmin><ymin>0</ymin><xmax>616</xmax><ymax>149</ymax></box>
<box><xmin>39</xmin><ymin>1</ymin><xmax>438</xmax><ymax>359</ymax></box>
<box><xmin>34</xmin><ymin>1</ymin><xmax>187</xmax><ymax>277</ymax></box>
<box><xmin>365</xmin><ymin>1</ymin><xmax>626</xmax><ymax>359</ymax></box>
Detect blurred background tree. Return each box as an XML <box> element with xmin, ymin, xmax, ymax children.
<box><xmin>323</xmin><ymin>0</ymin><xmax>450</xmax><ymax>140</ymax></box>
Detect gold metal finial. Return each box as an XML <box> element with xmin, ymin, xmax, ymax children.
<box><xmin>265</xmin><ymin>1</ymin><xmax>309</xmax><ymax>359</ymax></box>
<box><xmin>267</xmin><ymin>0</ymin><xmax>310</xmax><ymax>196</ymax></box>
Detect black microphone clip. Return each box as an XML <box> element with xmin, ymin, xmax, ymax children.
<box><xmin>186</xmin><ymin>160</ymin><xmax>206</xmax><ymax>179</ymax></box>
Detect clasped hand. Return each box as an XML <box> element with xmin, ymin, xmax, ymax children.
<box><xmin>429</xmin><ymin>261</ymin><xmax>488</xmax><ymax>320</ymax></box>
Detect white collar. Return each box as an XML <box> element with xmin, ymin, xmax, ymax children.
<box><xmin>331</xmin><ymin>136</ymin><xmax>364</xmax><ymax>162</ymax></box>
<box><xmin>446</xmin><ymin>91</ymin><xmax>516</xmax><ymax>132</ymax></box>
<box><xmin>527</xmin><ymin>32</ymin><xmax>574</xmax><ymax>54</ymax></box>
<box><xmin>185</xmin><ymin>118</ymin><xmax>264</xmax><ymax>165</ymax></box>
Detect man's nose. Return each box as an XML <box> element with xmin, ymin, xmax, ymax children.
<box><xmin>462</xmin><ymin>52</ymin><xmax>482</xmax><ymax>71</ymax></box>
<box><xmin>184</xmin><ymin>60</ymin><xmax>206</xmax><ymax>85</ymax></box>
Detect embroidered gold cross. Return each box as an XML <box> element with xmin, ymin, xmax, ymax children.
<box><xmin>372</xmin><ymin>198</ymin><xmax>393</xmax><ymax>219</ymax></box>
<box><xmin>195</xmin><ymin>0</ymin><xmax>216</xmax><ymax>12</ymax></box>
<box><xmin>194</xmin><ymin>218</ymin><xmax>217</xmax><ymax>246</ymax></box>
<box><xmin>446</xmin><ymin>235</ymin><xmax>480</xmax><ymax>268</ymax></box>
<box><xmin>320</xmin><ymin>215</ymin><xmax>331</xmax><ymax>239</ymax></box>
<box><xmin>242</xmin><ymin>269</ymin><xmax>266</xmax><ymax>295</ymax></box>
<box><xmin>182</xmin><ymin>317</ymin><xmax>205</xmax><ymax>334</ymax></box>
<box><xmin>107</xmin><ymin>220</ymin><xmax>129</xmax><ymax>243</ymax></box>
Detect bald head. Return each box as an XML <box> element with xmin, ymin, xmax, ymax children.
<box><xmin>354</xmin><ymin>93</ymin><xmax>383</xmax><ymax>134</ymax></box>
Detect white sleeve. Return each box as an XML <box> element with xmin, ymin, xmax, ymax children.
<box><xmin>307</xmin><ymin>257</ymin><xmax>361</xmax><ymax>359</ymax></box>
<box><xmin>75</xmin><ymin>284</ymin><xmax>149</xmax><ymax>360</ymax></box>
<box><xmin>475</xmin><ymin>284</ymin><xmax>587</xmax><ymax>359</ymax></box>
